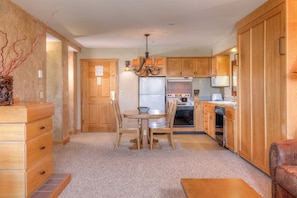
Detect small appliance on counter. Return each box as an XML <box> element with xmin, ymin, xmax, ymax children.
<box><xmin>194</xmin><ymin>89</ymin><xmax>199</xmax><ymax>101</ymax></box>
<box><xmin>212</xmin><ymin>93</ymin><xmax>223</xmax><ymax>101</ymax></box>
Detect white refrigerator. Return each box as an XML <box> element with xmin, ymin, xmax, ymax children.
<box><xmin>139</xmin><ymin>77</ymin><xmax>166</xmax><ymax>112</ymax></box>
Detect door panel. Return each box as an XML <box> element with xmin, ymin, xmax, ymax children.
<box><xmin>81</xmin><ymin>59</ymin><xmax>118</xmax><ymax>132</ymax></box>
<box><xmin>238</xmin><ymin>29</ymin><xmax>251</xmax><ymax>160</ymax></box>
<box><xmin>251</xmin><ymin>22</ymin><xmax>265</xmax><ymax>169</ymax></box>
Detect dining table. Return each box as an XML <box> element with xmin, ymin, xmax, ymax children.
<box><xmin>123</xmin><ymin>109</ymin><xmax>166</xmax><ymax>149</ymax></box>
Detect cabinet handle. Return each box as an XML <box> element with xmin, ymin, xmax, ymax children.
<box><xmin>39</xmin><ymin>126</ymin><xmax>45</xmax><ymax>130</ymax></box>
<box><xmin>40</xmin><ymin>170</ymin><xmax>46</xmax><ymax>175</ymax></box>
<box><xmin>40</xmin><ymin>146</ymin><xmax>46</xmax><ymax>150</ymax></box>
<box><xmin>279</xmin><ymin>36</ymin><xmax>285</xmax><ymax>55</ymax></box>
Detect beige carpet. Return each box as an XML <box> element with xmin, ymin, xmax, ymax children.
<box><xmin>53</xmin><ymin>133</ymin><xmax>271</xmax><ymax>198</ymax></box>
<box><xmin>162</xmin><ymin>134</ymin><xmax>226</xmax><ymax>151</ymax></box>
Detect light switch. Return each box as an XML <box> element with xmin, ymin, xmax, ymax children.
<box><xmin>38</xmin><ymin>70</ymin><xmax>43</xmax><ymax>78</ymax></box>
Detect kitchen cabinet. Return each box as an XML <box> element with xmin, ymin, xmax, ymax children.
<box><xmin>134</xmin><ymin>56</ymin><xmax>167</xmax><ymax>77</ymax></box>
<box><xmin>0</xmin><ymin>102</ymin><xmax>54</xmax><ymax>197</ymax></box>
<box><xmin>211</xmin><ymin>55</ymin><xmax>230</xmax><ymax>76</ymax></box>
<box><xmin>167</xmin><ymin>58</ymin><xmax>182</xmax><ymax>77</ymax></box>
<box><xmin>237</xmin><ymin>0</ymin><xmax>297</xmax><ymax>174</ymax></box>
<box><xmin>225</xmin><ymin>106</ymin><xmax>237</xmax><ymax>153</ymax></box>
<box><xmin>194</xmin><ymin>101</ymin><xmax>204</xmax><ymax>131</ymax></box>
<box><xmin>167</xmin><ymin>57</ymin><xmax>211</xmax><ymax>77</ymax></box>
<box><xmin>204</xmin><ymin>103</ymin><xmax>216</xmax><ymax>139</ymax></box>
<box><xmin>195</xmin><ymin>58</ymin><xmax>211</xmax><ymax>77</ymax></box>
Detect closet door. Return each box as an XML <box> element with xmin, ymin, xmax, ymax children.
<box><xmin>238</xmin><ymin>29</ymin><xmax>252</xmax><ymax>161</ymax></box>
<box><xmin>251</xmin><ymin>22</ymin><xmax>265</xmax><ymax>170</ymax></box>
<box><xmin>264</xmin><ymin>3</ymin><xmax>286</xmax><ymax>172</ymax></box>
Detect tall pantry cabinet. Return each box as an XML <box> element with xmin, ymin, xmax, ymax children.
<box><xmin>237</xmin><ymin>0</ymin><xmax>297</xmax><ymax>174</ymax></box>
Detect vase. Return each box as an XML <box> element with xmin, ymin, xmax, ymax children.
<box><xmin>0</xmin><ymin>76</ymin><xmax>13</xmax><ymax>106</ymax></box>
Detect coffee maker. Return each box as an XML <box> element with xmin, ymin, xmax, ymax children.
<box><xmin>194</xmin><ymin>89</ymin><xmax>200</xmax><ymax>101</ymax></box>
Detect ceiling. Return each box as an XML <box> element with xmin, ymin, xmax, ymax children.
<box><xmin>11</xmin><ymin>0</ymin><xmax>267</xmax><ymax>49</ymax></box>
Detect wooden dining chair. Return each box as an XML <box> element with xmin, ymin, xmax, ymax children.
<box><xmin>111</xmin><ymin>100</ymin><xmax>140</xmax><ymax>150</ymax></box>
<box><xmin>149</xmin><ymin>100</ymin><xmax>178</xmax><ymax>150</ymax></box>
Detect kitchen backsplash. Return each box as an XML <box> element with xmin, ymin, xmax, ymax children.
<box><xmin>166</xmin><ymin>78</ymin><xmax>232</xmax><ymax>101</ymax></box>
<box><xmin>167</xmin><ymin>82</ymin><xmax>192</xmax><ymax>95</ymax></box>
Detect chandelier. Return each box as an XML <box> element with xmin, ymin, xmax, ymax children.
<box><xmin>125</xmin><ymin>34</ymin><xmax>163</xmax><ymax>76</ymax></box>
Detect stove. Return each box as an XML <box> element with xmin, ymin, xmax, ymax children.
<box><xmin>167</xmin><ymin>93</ymin><xmax>194</xmax><ymax>127</ymax></box>
<box><xmin>166</xmin><ymin>93</ymin><xmax>194</xmax><ymax>106</ymax></box>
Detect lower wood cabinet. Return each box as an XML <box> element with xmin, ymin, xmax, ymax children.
<box><xmin>204</xmin><ymin>103</ymin><xmax>216</xmax><ymax>139</ymax></box>
<box><xmin>225</xmin><ymin>106</ymin><xmax>237</xmax><ymax>153</ymax></box>
<box><xmin>194</xmin><ymin>101</ymin><xmax>204</xmax><ymax>131</ymax></box>
<box><xmin>0</xmin><ymin>102</ymin><xmax>54</xmax><ymax>197</ymax></box>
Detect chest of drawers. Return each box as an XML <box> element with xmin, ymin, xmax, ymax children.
<box><xmin>0</xmin><ymin>102</ymin><xmax>54</xmax><ymax>197</ymax></box>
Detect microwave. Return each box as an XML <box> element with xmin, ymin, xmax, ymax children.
<box><xmin>211</xmin><ymin>76</ymin><xmax>230</xmax><ymax>87</ymax></box>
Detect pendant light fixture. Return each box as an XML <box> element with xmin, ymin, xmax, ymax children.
<box><xmin>125</xmin><ymin>34</ymin><xmax>163</xmax><ymax>76</ymax></box>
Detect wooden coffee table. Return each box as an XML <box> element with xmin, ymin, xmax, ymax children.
<box><xmin>181</xmin><ymin>178</ymin><xmax>261</xmax><ymax>198</ymax></box>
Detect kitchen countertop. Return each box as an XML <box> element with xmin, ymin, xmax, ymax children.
<box><xmin>196</xmin><ymin>100</ymin><xmax>238</xmax><ymax>109</ymax></box>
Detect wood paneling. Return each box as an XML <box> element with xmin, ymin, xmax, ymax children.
<box><xmin>237</xmin><ymin>1</ymin><xmax>289</xmax><ymax>174</ymax></box>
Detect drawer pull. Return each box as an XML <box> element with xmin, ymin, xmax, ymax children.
<box><xmin>40</xmin><ymin>146</ymin><xmax>46</xmax><ymax>150</ymax></box>
<box><xmin>39</xmin><ymin>126</ymin><xmax>45</xmax><ymax>130</ymax></box>
<box><xmin>40</xmin><ymin>170</ymin><xmax>46</xmax><ymax>175</ymax></box>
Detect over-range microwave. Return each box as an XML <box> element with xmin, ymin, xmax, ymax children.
<box><xmin>211</xmin><ymin>76</ymin><xmax>230</xmax><ymax>87</ymax></box>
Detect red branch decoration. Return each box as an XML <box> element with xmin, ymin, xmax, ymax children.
<box><xmin>0</xmin><ymin>11</ymin><xmax>57</xmax><ymax>77</ymax></box>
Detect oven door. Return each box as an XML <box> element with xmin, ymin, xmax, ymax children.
<box><xmin>174</xmin><ymin>105</ymin><xmax>194</xmax><ymax>128</ymax></box>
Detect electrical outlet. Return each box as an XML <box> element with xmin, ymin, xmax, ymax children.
<box><xmin>39</xmin><ymin>91</ymin><xmax>44</xmax><ymax>99</ymax></box>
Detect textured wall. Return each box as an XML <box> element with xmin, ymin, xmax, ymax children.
<box><xmin>0</xmin><ymin>0</ymin><xmax>46</xmax><ymax>102</ymax></box>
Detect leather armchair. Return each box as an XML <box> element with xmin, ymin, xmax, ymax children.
<box><xmin>269</xmin><ymin>139</ymin><xmax>297</xmax><ymax>198</ymax></box>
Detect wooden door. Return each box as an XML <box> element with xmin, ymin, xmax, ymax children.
<box><xmin>238</xmin><ymin>29</ymin><xmax>252</xmax><ymax>161</ymax></box>
<box><xmin>251</xmin><ymin>22</ymin><xmax>265</xmax><ymax>170</ymax></box>
<box><xmin>264</xmin><ymin>3</ymin><xmax>286</xmax><ymax>173</ymax></box>
<box><xmin>81</xmin><ymin>59</ymin><xmax>118</xmax><ymax>132</ymax></box>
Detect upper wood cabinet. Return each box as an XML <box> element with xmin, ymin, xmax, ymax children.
<box><xmin>195</xmin><ymin>58</ymin><xmax>211</xmax><ymax>77</ymax></box>
<box><xmin>167</xmin><ymin>58</ymin><xmax>182</xmax><ymax>77</ymax></box>
<box><xmin>167</xmin><ymin>57</ymin><xmax>211</xmax><ymax>77</ymax></box>
<box><xmin>236</xmin><ymin>0</ymin><xmax>297</xmax><ymax>175</ymax></box>
<box><xmin>211</xmin><ymin>55</ymin><xmax>230</xmax><ymax>76</ymax></box>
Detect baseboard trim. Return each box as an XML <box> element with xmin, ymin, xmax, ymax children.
<box><xmin>53</xmin><ymin>137</ymin><xmax>71</xmax><ymax>145</ymax></box>
<box><xmin>174</xmin><ymin>131</ymin><xmax>205</xmax><ymax>135</ymax></box>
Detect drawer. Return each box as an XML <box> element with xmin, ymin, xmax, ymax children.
<box><xmin>0</xmin><ymin>172</ymin><xmax>25</xmax><ymax>197</ymax></box>
<box><xmin>27</xmin><ymin>132</ymin><xmax>53</xmax><ymax>168</ymax></box>
<box><xmin>0</xmin><ymin>143</ymin><xmax>25</xmax><ymax>169</ymax></box>
<box><xmin>27</xmin><ymin>154</ymin><xmax>53</xmax><ymax>197</ymax></box>
<box><xmin>0</xmin><ymin>124</ymin><xmax>25</xmax><ymax>141</ymax></box>
<box><xmin>26</xmin><ymin>118</ymin><xmax>52</xmax><ymax>140</ymax></box>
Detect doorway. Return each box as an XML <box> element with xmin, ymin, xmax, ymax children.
<box><xmin>80</xmin><ymin>59</ymin><xmax>118</xmax><ymax>132</ymax></box>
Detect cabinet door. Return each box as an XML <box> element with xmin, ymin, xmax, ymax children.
<box><xmin>195</xmin><ymin>58</ymin><xmax>211</xmax><ymax>77</ymax></box>
<box><xmin>204</xmin><ymin>103</ymin><xmax>215</xmax><ymax>139</ymax></box>
<box><xmin>225</xmin><ymin>108</ymin><xmax>234</xmax><ymax>152</ymax></box>
<box><xmin>167</xmin><ymin>58</ymin><xmax>182</xmax><ymax>77</ymax></box>
<box><xmin>194</xmin><ymin>102</ymin><xmax>204</xmax><ymax>131</ymax></box>
<box><xmin>182</xmin><ymin>58</ymin><xmax>195</xmax><ymax>77</ymax></box>
<box><xmin>212</xmin><ymin>55</ymin><xmax>230</xmax><ymax>76</ymax></box>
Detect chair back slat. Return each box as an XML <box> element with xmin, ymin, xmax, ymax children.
<box><xmin>111</xmin><ymin>100</ymin><xmax>122</xmax><ymax>129</ymax></box>
<box><xmin>168</xmin><ymin>100</ymin><xmax>177</xmax><ymax>128</ymax></box>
